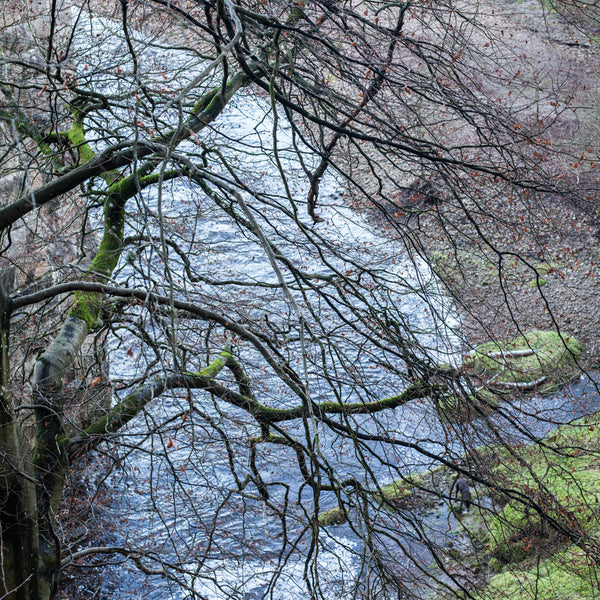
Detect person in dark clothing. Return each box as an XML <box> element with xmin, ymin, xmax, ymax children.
<box><xmin>453</xmin><ymin>477</ymin><xmax>472</xmax><ymax>512</ymax></box>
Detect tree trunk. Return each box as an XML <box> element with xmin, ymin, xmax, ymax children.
<box><xmin>32</xmin><ymin>316</ymin><xmax>89</xmax><ymax>599</ymax></box>
<box><xmin>0</xmin><ymin>284</ymin><xmax>39</xmax><ymax>600</ymax></box>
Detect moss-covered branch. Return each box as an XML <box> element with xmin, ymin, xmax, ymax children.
<box><xmin>70</xmin><ymin>360</ymin><xmax>434</xmax><ymax>460</ymax></box>
<box><xmin>66</xmin><ymin>121</ymin><xmax>96</xmax><ymax>166</ymax></box>
<box><xmin>174</xmin><ymin>375</ymin><xmax>433</xmax><ymax>424</ymax></box>
<box><xmin>0</xmin><ymin>71</ymin><xmax>248</xmax><ymax>231</ymax></box>
<box><xmin>68</xmin><ymin>160</ymin><xmax>165</xmax><ymax>328</ymax></box>
<box><xmin>69</xmin><ymin>188</ymin><xmax>127</xmax><ymax>328</ymax></box>
<box><xmin>315</xmin><ymin>383</ymin><xmax>435</xmax><ymax>415</ymax></box>
<box><xmin>68</xmin><ymin>350</ymin><xmax>232</xmax><ymax>458</ymax></box>
<box><xmin>221</xmin><ymin>350</ymin><xmax>253</xmax><ymax>398</ymax></box>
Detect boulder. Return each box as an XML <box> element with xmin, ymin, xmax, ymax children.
<box><xmin>463</xmin><ymin>330</ymin><xmax>583</xmax><ymax>393</ymax></box>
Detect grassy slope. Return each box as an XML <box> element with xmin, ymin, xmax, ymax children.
<box><xmin>474</xmin><ymin>413</ymin><xmax>600</xmax><ymax>598</ymax></box>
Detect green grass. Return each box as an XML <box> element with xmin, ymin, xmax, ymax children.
<box><xmin>478</xmin><ymin>545</ymin><xmax>600</xmax><ymax>599</ymax></box>
<box><xmin>472</xmin><ymin>414</ymin><xmax>600</xmax><ymax>597</ymax></box>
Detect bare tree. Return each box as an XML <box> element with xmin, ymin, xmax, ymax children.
<box><xmin>0</xmin><ymin>1</ymin><xmax>598</xmax><ymax>599</ymax></box>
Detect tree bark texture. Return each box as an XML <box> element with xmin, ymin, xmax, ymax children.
<box><xmin>0</xmin><ymin>285</ymin><xmax>39</xmax><ymax>600</ymax></box>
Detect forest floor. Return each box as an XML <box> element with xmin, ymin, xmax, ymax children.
<box><xmin>391</xmin><ymin>183</ymin><xmax>600</xmax><ymax>366</ymax></box>
<box><xmin>361</xmin><ymin>1</ymin><xmax>600</xmax><ymax>369</ymax></box>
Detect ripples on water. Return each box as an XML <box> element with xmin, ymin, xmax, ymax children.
<box><xmin>67</xmin><ymin>12</ymin><xmax>600</xmax><ymax>600</ymax></box>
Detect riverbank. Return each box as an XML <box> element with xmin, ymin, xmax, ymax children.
<box><xmin>419</xmin><ymin>192</ymin><xmax>600</xmax><ymax>368</ymax></box>
<box><xmin>357</xmin><ymin>142</ymin><xmax>600</xmax><ymax>600</ymax></box>
<box><xmin>316</xmin><ymin>382</ymin><xmax>600</xmax><ymax>599</ymax></box>
<box><xmin>355</xmin><ymin>172</ymin><xmax>600</xmax><ymax>595</ymax></box>
<box><xmin>330</xmin><ymin>0</ymin><xmax>600</xmax><ymax>596</ymax></box>
<box><xmin>407</xmin><ymin>408</ymin><xmax>600</xmax><ymax>599</ymax></box>
<box><xmin>361</xmin><ymin>180</ymin><xmax>600</xmax><ymax>371</ymax></box>
<box><xmin>340</xmin><ymin>0</ymin><xmax>600</xmax><ymax>368</ymax></box>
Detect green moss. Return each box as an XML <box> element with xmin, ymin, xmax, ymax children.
<box><xmin>70</xmin><ymin>291</ymin><xmax>101</xmax><ymax>330</ymax></box>
<box><xmin>427</xmin><ymin>247</ymin><xmax>503</xmax><ymax>287</ymax></box>
<box><xmin>67</xmin><ymin>121</ymin><xmax>96</xmax><ymax>164</ymax></box>
<box><xmin>87</xmin><ymin>186</ymin><xmax>129</xmax><ymax>281</ymax></box>
<box><xmin>429</xmin><ymin>250</ymin><xmax>449</xmax><ymax>268</ymax></box>
<box><xmin>318</xmin><ymin>507</ymin><xmax>347</xmax><ymax>526</ymax></box>
<box><xmin>80</xmin><ymin>352</ymin><xmax>232</xmax><ymax>442</ymax></box>
<box><xmin>107</xmin><ymin>173</ymin><xmax>140</xmax><ymax>200</ymax></box>
<box><xmin>185</xmin><ymin>350</ymin><xmax>230</xmax><ymax>380</ymax></box>
<box><xmin>434</xmin><ymin>414</ymin><xmax>600</xmax><ymax>598</ymax></box>
<box><xmin>480</xmin><ymin>545</ymin><xmax>600</xmax><ymax>599</ymax></box>
<box><xmin>317</xmin><ymin>382</ymin><xmax>433</xmax><ymax>415</ymax></box>
<box><xmin>68</xmin><ymin>190</ymin><xmax>127</xmax><ymax>327</ymax></box>
<box><xmin>526</xmin><ymin>277</ymin><xmax>548</xmax><ymax>288</ymax></box>
<box><xmin>201</xmin><ymin>355</ymin><xmax>227</xmax><ymax>379</ymax></box>
<box><xmin>378</xmin><ymin>473</ymin><xmax>425</xmax><ymax>504</ymax></box>
<box><xmin>482</xmin><ymin>414</ymin><xmax>600</xmax><ymax>566</ymax></box>
<box><xmin>488</xmin><ymin>467</ymin><xmax>600</xmax><ymax>564</ymax></box>
<box><xmin>374</xmin><ymin>467</ymin><xmax>451</xmax><ymax>509</ymax></box>
<box><xmin>83</xmin><ymin>387</ymin><xmax>149</xmax><ymax>438</ymax></box>
<box><xmin>192</xmin><ymin>79</ymin><xmax>240</xmax><ymax>122</ymax></box>
<box><xmin>464</xmin><ymin>330</ymin><xmax>583</xmax><ymax>391</ymax></box>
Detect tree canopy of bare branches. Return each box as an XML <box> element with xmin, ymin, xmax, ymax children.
<box><xmin>1</xmin><ymin>1</ymin><xmax>599</xmax><ymax>599</ymax></box>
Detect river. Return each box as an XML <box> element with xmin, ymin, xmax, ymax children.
<box><xmin>68</xmin><ymin>11</ymin><xmax>600</xmax><ymax>600</ymax></box>
<box><xmin>96</xmin><ymin>96</ymin><xmax>461</xmax><ymax>598</ymax></box>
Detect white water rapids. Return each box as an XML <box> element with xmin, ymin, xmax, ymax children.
<box><xmin>66</xmin><ymin>11</ymin><xmax>600</xmax><ymax>600</ymax></box>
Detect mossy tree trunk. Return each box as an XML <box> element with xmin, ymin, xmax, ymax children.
<box><xmin>0</xmin><ymin>284</ymin><xmax>39</xmax><ymax>600</ymax></box>
<box><xmin>0</xmin><ymin>69</ymin><xmax>251</xmax><ymax>598</ymax></box>
<box><xmin>28</xmin><ymin>170</ymin><xmax>149</xmax><ymax>596</ymax></box>
<box><xmin>32</xmin><ymin>316</ymin><xmax>88</xmax><ymax>598</ymax></box>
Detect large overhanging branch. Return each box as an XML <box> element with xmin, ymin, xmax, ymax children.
<box><xmin>15</xmin><ymin>280</ymin><xmax>435</xmax><ymax>414</ymax></box>
<box><xmin>68</xmin><ymin>348</ymin><xmax>435</xmax><ymax>460</ymax></box>
<box><xmin>12</xmin><ymin>281</ymin><xmax>307</xmax><ymax>403</ymax></box>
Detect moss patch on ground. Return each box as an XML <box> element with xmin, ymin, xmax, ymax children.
<box><xmin>484</xmin><ymin>413</ymin><xmax>600</xmax><ymax>564</ymax></box>
<box><xmin>479</xmin><ymin>545</ymin><xmax>600</xmax><ymax>600</ymax></box>
<box><xmin>375</xmin><ymin>472</ymin><xmax>427</xmax><ymax>507</ymax></box>
<box><xmin>436</xmin><ymin>330</ymin><xmax>583</xmax><ymax>421</ymax></box>
<box><xmin>463</xmin><ymin>329</ymin><xmax>583</xmax><ymax>392</ymax></box>
<box><xmin>471</xmin><ymin>413</ymin><xmax>600</xmax><ymax>597</ymax></box>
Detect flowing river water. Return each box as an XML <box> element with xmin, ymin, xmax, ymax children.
<box><xmin>97</xmin><ymin>97</ymin><xmax>461</xmax><ymax>598</ymax></box>
<box><xmin>69</xmin><ymin>12</ymin><xmax>600</xmax><ymax>599</ymax></box>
